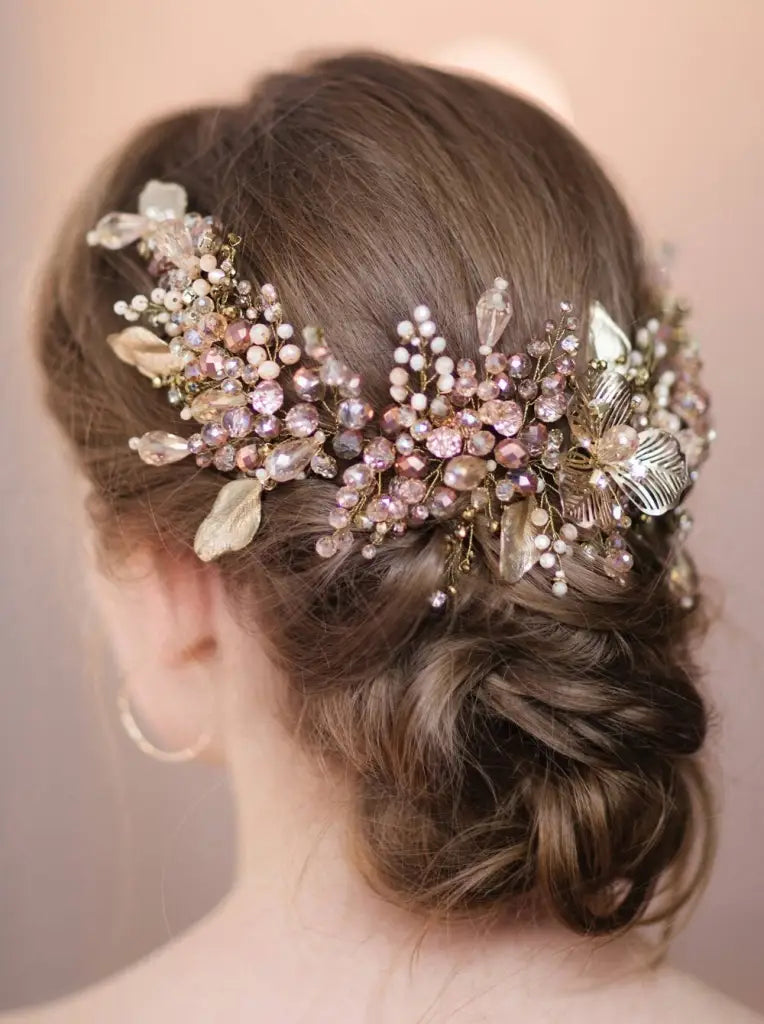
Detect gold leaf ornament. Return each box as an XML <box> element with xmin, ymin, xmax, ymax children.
<box><xmin>499</xmin><ymin>495</ymin><xmax>540</xmax><ymax>583</ymax></box>
<box><xmin>107</xmin><ymin>326</ymin><xmax>184</xmax><ymax>380</ymax></box>
<box><xmin>194</xmin><ymin>478</ymin><xmax>263</xmax><ymax>562</ymax></box>
<box><xmin>588</xmin><ymin>302</ymin><xmax>631</xmax><ymax>372</ymax></box>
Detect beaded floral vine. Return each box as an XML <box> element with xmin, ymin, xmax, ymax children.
<box><xmin>88</xmin><ymin>180</ymin><xmax>713</xmax><ymax>608</ymax></box>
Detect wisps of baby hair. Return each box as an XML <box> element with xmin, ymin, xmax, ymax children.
<box><xmin>89</xmin><ymin>179</ymin><xmax>713</xmax><ymax>607</ymax></box>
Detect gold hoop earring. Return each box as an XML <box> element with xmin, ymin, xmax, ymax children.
<box><xmin>117</xmin><ymin>689</ymin><xmax>211</xmax><ymax>764</ymax></box>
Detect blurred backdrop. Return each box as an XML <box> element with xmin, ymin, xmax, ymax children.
<box><xmin>1</xmin><ymin>0</ymin><xmax>762</xmax><ymax>1013</ymax></box>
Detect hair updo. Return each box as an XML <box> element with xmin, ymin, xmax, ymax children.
<box><xmin>40</xmin><ymin>52</ymin><xmax>712</xmax><ymax>935</ymax></box>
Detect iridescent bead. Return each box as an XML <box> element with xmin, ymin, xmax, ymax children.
<box><xmin>315</xmin><ymin>535</ymin><xmax>337</xmax><ymax>559</ymax></box>
<box><xmin>541</xmin><ymin>373</ymin><xmax>566</xmax><ymax>393</ymax></box>
<box><xmin>426</xmin><ymin>426</ymin><xmax>462</xmax><ymax>458</ymax></box>
<box><xmin>396</xmin><ymin>433</ymin><xmax>416</xmax><ymax>455</ymax></box>
<box><xmin>132</xmin><ymin>431</ymin><xmax>189</xmax><ymax>466</ymax></box>
<box><xmin>395</xmin><ymin>478</ymin><xmax>427</xmax><ymax>504</ymax></box>
<box><xmin>319</xmin><ymin>356</ymin><xmax>351</xmax><ymax>388</ymax></box>
<box><xmin>338</xmin><ymin>398</ymin><xmax>374</xmax><ymax>429</ymax></box>
<box><xmin>479</xmin><ymin>400</ymin><xmax>522</xmax><ymax>437</ymax></box>
<box><xmin>222</xmin><ymin>406</ymin><xmax>254</xmax><ymax>438</ymax></box>
<box><xmin>363</xmin><ymin>437</ymin><xmax>396</xmax><ymax>471</ymax></box>
<box><xmin>410</xmin><ymin>419</ymin><xmax>431</xmax><ymax>440</ymax></box>
<box><xmin>477</xmin><ymin>380</ymin><xmax>499</xmax><ymax>401</ymax></box>
<box><xmin>285</xmin><ymin>403</ymin><xmax>320</xmax><ymax>437</ymax></box>
<box><xmin>457</xmin><ymin>359</ymin><xmax>476</xmax><ymax>377</ymax></box>
<box><xmin>293</xmin><ymin>366</ymin><xmax>323</xmax><ymax>402</ymax></box>
<box><xmin>224</xmin><ymin>356</ymin><xmax>244</xmax><ymax>378</ymax></box>
<box><xmin>254</xmin><ymin>414</ymin><xmax>281</xmax><ymax>440</ymax></box>
<box><xmin>453</xmin><ymin>376</ymin><xmax>478</xmax><ymax>400</ymax></box>
<box><xmin>509</xmin><ymin>470</ymin><xmax>539</xmax><ymax>495</ymax></box>
<box><xmin>554</xmin><ymin>355</ymin><xmax>577</xmax><ymax>376</ymax></box>
<box><xmin>224</xmin><ymin>319</ymin><xmax>251</xmax><ymax>354</ymax></box>
<box><xmin>250</xmin><ymin>380</ymin><xmax>284</xmax><ymax>414</ymax></box>
<box><xmin>467</xmin><ymin>430</ymin><xmax>495</xmax><ymax>456</ymax></box>
<box><xmin>213</xmin><ymin>444</ymin><xmax>237</xmax><ymax>472</ymax></box>
<box><xmin>495</xmin><ymin>439</ymin><xmax>529</xmax><ymax>469</ymax></box>
<box><xmin>534</xmin><ymin>394</ymin><xmax>567</xmax><ymax>423</ymax></box>
<box><xmin>202</xmin><ymin>313</ymin><xmax>227</xmax><ymax>338</ymax></box>
<box><xmin>493</xmin><ymin>372</ymin><xmax>515</xmax><ymax>397</ymax></box>
<box><xmin>336</xmin><ymin>487</ymin><xmax>361</xmax><ymax>509</ymax></box>
<box><xmin>183</xmin><ymin>327</ymin><xmax>205</xmax><ymax>351</ymax></box>
<box><xmin>526</xmin><ymin>337</ymin><xmax>550</xmax><ymax>358</ymax></box>
<box><xmin>395</xmin><ymin>452</ymin><xmax>429</xmax><ymax>478</ymax></box>
<box><xmin>329</xmin><ymin>508</ymin><xmax>351</xmax><ymax>530</ymax></box>
<box><xmin>200</xmin><ymin>346</ymin><xmax>227</xmax><ymax>380</ymax></box>
<box><xmin>455</xmin><ymin>409</ymin><xmax>481</xmax><ymax>434</ymax></box>
<box><xmin>484</xmin><ymin>352</ymin><xmax>507</xmax><ymax>374</ymax></box>
<box><xmin>235</xmin><ymin>444</ymin><xmax>261</xmax><ymax>472</ymax></box>
<box><xmin>508</xmin><ymin>353</ymin><xmax>532</xmax><ymax>378</ymax></box>
<box><xmin>264</xmin><ymin>438</ymin><xmax>320</xmax><ymax>482</ymax></box>
<box><xmin>429</xmin><ymin>486</ymin><xmax>458</xmax><ymax>518</ymax></box>
<box><xmin>333</xmin><ymin>430</ymin><xmax>364</xmax><ymax>460</ymax></box>
<box><xmin>409</xmin><ymin>504</ymin><xmax>429</xmax><ymax>524</ymax></box>
<box><xmin>343</xmin><ymin>463</ymin><xmax>374</xmax><ymax>488</ymax></box>
<box><xmin>443</xmin><ymin>455</ymin><xmax>487</xmax><ymax>491</ymax></box>
<box><xmin>598</xmin><ymin>424</ymin><xmax>639</xmax><ymax>463</ymax></box>
<box><xmin>517</xmin><ymin>379</ymin><xmax>538</xmax><ymax>401</ymax></box>
<box><xmin>201</xmin><ymin>423</ymin><xmax>228</xmax><ymax>448</ymax></box>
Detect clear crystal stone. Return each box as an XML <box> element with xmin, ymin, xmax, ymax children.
<box><xmin>138</xmin><ymin>180</ymin><xmax>188</xmax><ymax>221</ymax></box>
<box><xmin>264</xmin><ymin>438</ymin><xmax>320</xmax><ymax>482</ymax></box>
<box><xmin>476</xmin><ymin>283</ymin><xmax>513</xmax><ymax>348</ymax></box>
<box><xmin>189</xmin><ymin>388</ymin><xmax>247</xmax><ymax>423</ymax></box>
<box><xmin>89</xmin><ymin>212</ymin><xmax>148</xmax><ymax>250</ymax></box>
<box><xmin>134</xmin><ymin>431</ymin><xmax>189</xmax><ymax>466</ymax></box>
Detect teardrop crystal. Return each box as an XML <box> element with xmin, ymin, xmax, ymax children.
<box><xmin>134</xmin><ymin>431</ymin><xmax>190</xmax><ymax>466</ymax></box>
<box><xmin>189</xmin><ymin>388</ymin><xmax>247</xmax><ymax>423</ymax></box>
<box><xmin>88</xmin><ymin>212</ymin><xmax>148</xmax><ymax>250</ymax></box>
<box><xmin>476</xmin><ymin>279</ymin><xmax>513</xmax><ymax>349</ymax></box>
<box><xmin>264</xmin><ymin>437</ymin><xmax>321</xmax><ymax>483</ymax></box>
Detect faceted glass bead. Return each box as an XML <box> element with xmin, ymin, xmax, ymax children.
<box><xmin>333</xmin><ymin>430</ymin><xmax>364</xmax><ymax>460</ymax></box>
<box><xmin>250</xmin><ymin>380</ymin><xmax>284</xmax><ymax>414</ymax></box>
<box><xmin>319</xmin><ymin>356</ymin><xmax>351</xmax><ymax>388</ymax></box>
<box><xmin>453</xmin><ymin>376</ymin><xmax>478</xmax><ymax>400</ymax></box>
<box><xmin>410</xmin><ymin>419</ymin><xmax>431</xmax><ymax>440</ymax></box>
<box><xmin>264</xmin><ymin>438</ymin><xmax>320</xmax><ymax>482</ymax></box>
<box><xmin>510</xmin><ymin>470</ymin><xmax>539</xmax><ymax>495</ymax></box>
<box><xmin>408</xmin><ymin>504</ymin><xmax>429</xmax><ymax>524</ymax></box>
<box><xmin>534</xmin><ymin>393</ymin><xmax>568</xmax><ymax>423</ymax></box>
<box><xmin>190</xmin><ymin>388</ymin><xmax>246</xmax><ymax>423</ymax></box>
<box><xmin>135</xmin><ymin>431</ymin><xmax>189</xmax><ymax>466</ymax></box>
<box><xmin>426</xmin><ymin>427</ymin><xmax>462</xmax><ymax>458</ymax></box>
<box><xmin>457</xmin><ymin>359</ymin><xmax>477</xmax><ymax>377</ymax></box>
<box><xmin>303</xmin><ymin>326</ymin><xmax>329</xmax><ymax>361</ymax></box>
<box><xmin>479</xmin><ymin>399</ymin><xmax>522</xmax><ymax>437</ymax></box>
<box><xmin>183</xmin><ymin>327</ymin><xmax>205</xmax><ymax>351</ymax></box>
<box><xmin>224</xmin><ymin>319</ymin><xmax>251</xmax><ymax>354</ymax></box>
<box><xmin>517</xmin><ymin>379</ymin><xmax>538</xmax><ymax>401</ymax></box>
<box><xmin>396</xmin><ymin>433</ymin><xmax>415</xmax><ymax>455</ymax></box>
<box><xmin>213</xmin><ymin>444</ymin><xmax>237</xmax><ymax>472</ymax></box>
<box><xmin>475</xmin><ymin>283</ymin><xmax>513</xmax><ymax>348</ymax></box>
<box><xmin>467</xmin><ymin>430</ymin><xmax>495</xmax><ymax>456</ymax></box>
<box><xmin>598</xmin><ymin>424</ymin><xmax>640</xmax><ymax>463</ymax></box>
<box><xmin>329</xmin><ymin>508</ymin><xmax>351</xmax><ymax>530</ymax></box>
<box><xmin>337</xmin><ymin>486</ymin><xmax>361</xmax><ymax>509</ymax></box>
<box><xmin>293</xmin><ymin>366</ymin><xmax>323</xmax><ymax>402</ymax></box>
<box><xmin>395</xmin><ymin>452</ymin><xmax>429</xmax><ymax>478</ymax></box>
<box><xmin>254</xmin><ymin>414</ymin><xmax>281</xmax><ymax>440</ymax></box>
<box><xmin>455</xmin><ymin>409</ymin><xmax>481</xmax><ymax>434</ymax></box>
<box><xmin>236</xmin><ymin>444</ymin><xmax>261</xmax><ymax>472</ymax></box>
<box><xmin>395</xmin><ymin>478</ymin><xmax>427</xmax><ymax>504</ymax></box>
<box><xmin>201</xmin><ymin>423</ymin><xmax>228</xmax><ymax>448</ymax></box>
<box><xmin>311</xmin><ymin>452</ymin><xmax>338</xmax><ymax>478</ymax></box>
<box><xmin>494</xmin><ymin>372</ymin><xmax>515</xmax><ymax>397</ymax></box>
<box><xmin>202</xmin><ymin>313</ymin><xmax>228</xmax><ymax>338</ymax></box>
<box><xmin>363</xmin><ymin>437</ymin><xmax>396</xmax><ymax>471</ymax></box>
<box><xmin>526</xmin><ymin>338</ymin><xmax>551</xmax><ymax>358</ymax></box>
<box><xmin>429</xmin><ymin>486</ymin><xmax>458</xmax><ymax>518</ymax></box>
<box><xmin>222</xmin><ymin>406</ymin><xmax>254</xmax><ymax>438</ymax></box>
<box><xmin>495</xmin><ymin>479</ymin><xmax>514</xmax><ymax>502</ymax></box>
<box><xmin>443</xmin><ymin>455</ymin><xmax>488</xmax><ymax>491</ymax></box>
<box><xmin>338</xmin><ymin>398</ymin><xmax>374</xmax><ymax>429</ymax></box>
<box><xmin>200</xmin><ymin>346</ymin><xmax>227</xmax><ymax>380</ymax></box>
<box><xmin>495</xmin><ymin>439</ymin><xmax>529</xmax><ymax>469</ymax></box>
<box><xmin>555</xmin><ymin>354</ymin><xmax>577</xmax><ymax>376</ymax></box>
<box><xmin>152</xmin><ymin>220</ymin><xmax>195</xmax><ymax>267</ymax></box>
<box><xmin>508</xmin><ymin>353</ymin><xmax>532</xmax><ymax>378</ymax></box>
<box><xmin>343</xmin><ymin>463</ymin><xmax>374</xmax><ymax>488</ymax></box>
<box><xmin>477</xmin><ymin>380</ymin><xmax>499</xmax><ymax>401</ymax></box>
<box><xmin>315</xmin><ymin>535</ymin><xmax>337</xmax><ymax>559</ymax></box>
<box><xmin>285</xmin><ymin>403</ymin><xmax>320</xmax><ymax>437</ymax></box>
<box><xmin>484</xmin><ymin>352</ymin><xmax>507</xmax><ymax>374</ymax></box>
<box><xmin>540</xmin><ymin>373</ymin><xmax>565</xmax><ymax>393</ymax></box>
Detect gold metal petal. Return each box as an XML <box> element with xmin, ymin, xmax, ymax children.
<box><xmin>193</xmin><ymin>478</ymin><xmax>263</xmax><ymax>562</ymax></box>
<box><xmin>569</xmin><ymin>370</ymin><xmax>633</xmax><ymax>444</ymax></box>
<box><xmin>560</xmin><ymin>453</ymin><xmax>617</xmax><ymax>530</ymax></box>
<box><xmin>499</xmin><ymin>496</ymin><xmax>539</xmax><ymax>583</ymax></box>
<box><xmin>608</xmin><ymin>428</ymin><xmax>689</xmax><ymax>516</ymax></box>
<box><xmin>108</xmin><ymin>326</ymin><xmax>183</xmax><ymax>379</ymax></box>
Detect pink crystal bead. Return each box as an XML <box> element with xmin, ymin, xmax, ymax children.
<box><xmin>363</xmin><ymin>437</ymin><xmax>396</xmax><ymax>471</ymax></box>
<box><xmin>222</xmin><ymin>406</ymin><xmax>254</xmax><ymax>438</ymax></box>
<box><xmin>213</xmin><ymin>444</ymin><xmax>237</xmax><ymax>472</ymax></box>
<box><xmin>526</xmin><ymin>338</ymin><xmax>550</xmax><ymax>358</ymax></box>
<box><xmin>250</xmin><ymin>380</ymin><xmax>284</xmax><ymax>414</ymax></box>
<box><xmin>311</xmin><ymin>452</ymin><xmax>338</xmax><ymax>478</ymax></box>
<box><xmin>394</xmin><ymin>478</ymin><xmax>427</xmax><ymax>504</ymax></box>
<box><xmin>429</xmin><ymin>486</ymin><xmax>458</xmax><ymax>518</ymax></box>
<box><xmin>224</xmin><ymin>319</ymin><xmax>251</xmax><ymax>354</ymax></box>
<box><xmin>443</xmin><ymin>455</ymin><xmax>488</xmax><ymax>491</ymax></box>
<box><xmin>534</xmin><ymin>394</ymin><xmax>567</xmax><ymax>423</ymax></box>
<box><xmin>517</xmin><ymin>379</ymin><xmax>538</xmax><ymax>401</ymax></box>
<box><xmin>510</xmin><ymin>470</ymin><xmax>539</xmax><ymax>495</ymax></box>
<box><xmin>541</xmin><ymin>373</ymin><xmax>566</xmax><ymax>393</ymax></box>
<box><xmin>201</xmin><ymin>423</ymin><xmax>228</xmax><ymax>448</ymax></box>
<box><xmin>337</xmin><ymin>486</ymin><xmax>361</xmax><ymax>509</ymax></box>
<box><xmin>467</xmin><ymin>430</ymin><xmax>495</xmax><ymax>456</ymax></box>
<box><xmin>479</xmin><ymin>399</ymin><xmax>523</xmax><ymax>437</ymax></box>
<box><xmin>395</xmin><ymin>452</ymin><xmax>429</xmax><ymax>478</ymax></box>
<box><xmin>254</xmin><ymin>414</ymin><xmax>281</xmax><ymax>440</ymax></box>
<box><xmin>333</xmin><ymin>430</ymin><xmax>364</xmax><ymax>459</ymax></box>
<box><xmin>343</xmin><ymin>463</ymin><xmax>374</xmax><ymax>488</ymax></box>
<box><xmin>338</xmin><ymin>398</ymin><xmax>374</xmax><ymax>429</ymax></box>
<box><xmin>455</xmin><ymin>409</ymin><xmax>481</xmax><ymax>435</ymax></box>
<box><xmin>475</xmin><ymin>281</ymin><xmax>513</xmax><ymax>348</ymax></box>
<box><xmin>409</xmin><ymin>504</ymin><xmax>429</xmax><ymax>524</ymax></box>
<box><xmin>293</xmin><ymin>366</ymin><xmax>323</xmax><ymax>402</ymax></box>
<box><xmin>426</xmin><ymin>426</ymin><xmax>462</xmax><ymax>458</ymax></box>
<box><xmin>477</xmin><ymin>380</ymin><xmax>499</xmax><ymax>401</ymax></box>
<box><xmin>202</xmin><ymin>313</ymin><xmax>227</xmax><ymax>338</ymax></box>
<box><xmin>519</xmin><ymin>423</ymin><xmax>548</xmax><ymax>455</ymax></box>
<box><xmin>484</xmin><ymin>352</ymin><xmax>507</xmax><ymax>374</ymax></box>
<box><xmin>235</xmin><ymin>444</ymin><xmax>261</xmax><ymax>472</ymax></box>
<box><xmin>285</xmin><ymin>403</ymin><xmax>320</xmax><ymax>437</ymax></box>
<box><xmin>555</xmin><ymin>355</ymin><xmax>577</xmax><ymax>376</ymax></box>
<box><xmin>200</xmin><ymin>346</ymin><xmax>227</xmax><ymax>380</ymax></box>
<box><xmin>598</xmin><ymin>424</ymin><xmax>639</xmax><ymax>463</ymax></box>
<box><xmin>508</xmin><ymin>353</ymin><xmax>532</xmax><ymax>378</ymax></box>
<box><xmin>190</xmin><ymin>388</ymin><xmax>247</xmax><ymax>423</ymax></box>
<box><xmin>495</xmin><ymin>439</ymin><xmax>529</xmax><ymax>469</ymax></box>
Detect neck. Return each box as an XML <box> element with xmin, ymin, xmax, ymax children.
<box><xmin>215</xmin><ymin>638</ymin><xmax>654</xmax><ymax>1008</ymax></box>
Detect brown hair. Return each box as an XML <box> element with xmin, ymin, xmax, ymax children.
<box><xmin>40</xmin><ymin>53</ymin><xmax>712</xmax><ymax>936</ymax></box>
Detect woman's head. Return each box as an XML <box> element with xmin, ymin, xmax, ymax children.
<box><xmin>40</xmin><ymin>53</ymin><xmax>712</xmax><ymax>936</ymax></box>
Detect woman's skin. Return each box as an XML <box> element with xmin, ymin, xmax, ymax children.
<box><xmin>4</xmin><ymin>548</ymin><xmax>761</xmax><ymax>1024</ymax></box>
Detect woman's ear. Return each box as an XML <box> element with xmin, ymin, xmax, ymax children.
<box><xmin>88</xmin><ymin>544</ymin><xmax>225</xmax><ymax>761</ymax></box>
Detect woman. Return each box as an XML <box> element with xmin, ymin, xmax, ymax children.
<box><xmin>13</xmin><ymin>52</ymin><xmax>760</xmax><ymax>1023</ymax></box>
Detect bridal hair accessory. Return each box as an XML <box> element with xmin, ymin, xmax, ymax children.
<box><xmin>88</xmin><ymin>181</ymin><xmax>713</xmax><ymax>607</ymax></box>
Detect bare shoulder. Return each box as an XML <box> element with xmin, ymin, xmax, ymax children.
<box><xmin>606</xmin><ymin>964</ymin><xmax>764</xmax><ymax>1024</ymax></box>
